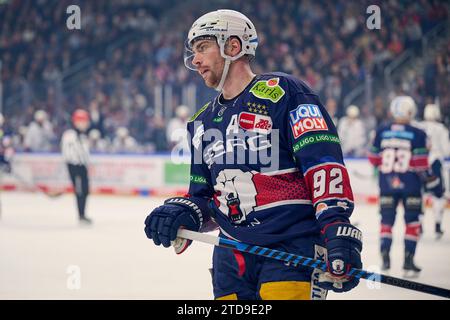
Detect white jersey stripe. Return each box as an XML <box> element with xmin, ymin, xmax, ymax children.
<box><xmin>259</xmin><ymin>168</ymin><xmax>299</xmax><ymax>176</ymax></box>
<box><xmin>254</xmin><ymin>199</ymin><xmax>312</xmax><ymax>211</ymax></box>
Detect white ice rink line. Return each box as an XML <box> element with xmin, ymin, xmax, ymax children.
<box><xmin>0</xmin><ymin>191</ymin><xmax>448</xmax><ymax>300</ymax></box>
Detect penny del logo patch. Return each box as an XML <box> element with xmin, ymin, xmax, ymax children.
<box><xmin>238</xmin><ymin>112</ymin><xmax>272</xmax><ymax>134</ymax></box>
<box><xmin>289</xmin><ymin>104</ymin><xmax>328</xmax><ymax>138</ymax></box>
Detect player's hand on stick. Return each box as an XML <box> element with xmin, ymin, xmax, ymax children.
<box><xmin>144</xmin><ymin>197</ymin><xmax>201</xmax><ymax>254</ymax></box>
<box><xmin>318</xmin><ymin>222</ymin><xmax>363</xmax><ymax>292</ymax></box>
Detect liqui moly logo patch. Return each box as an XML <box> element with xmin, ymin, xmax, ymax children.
<box><xmin>238</xmin><ymin>112</ymin><xmax>272</xmax><ymax>134</ymax></box>
<box><xmin>289</xmin><ymin>104</ymin><xmax>328</xmax><ymax>138</ymax></box>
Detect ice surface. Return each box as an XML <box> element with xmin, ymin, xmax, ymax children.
<box><xmin>0</xmin><ymin>191</ymin><xmax>448</xmax><ymax>299</ymax></box>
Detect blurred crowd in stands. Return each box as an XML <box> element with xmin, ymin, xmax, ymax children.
<box><xmin>0</xmin><ymin>0</ymin><xmax>448</xmax><ymax>156</ymax></box>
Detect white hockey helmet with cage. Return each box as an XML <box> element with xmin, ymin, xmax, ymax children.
<box><xmin>184</xmin><ymin>9</ymin><xmax>258</xmax><ymax>91</ymax></box>
<box><xmin>390</xmin><ymin>96</ymin><xmax>416</xmax><ymax>122</ymax></box>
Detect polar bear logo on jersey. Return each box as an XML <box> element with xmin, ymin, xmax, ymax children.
<box><xmin>214</xmin><ymin>169</ymin><xmax>257</xmax><ymax>224</ymax></box>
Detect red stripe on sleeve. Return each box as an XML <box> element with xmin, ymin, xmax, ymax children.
<box><xmin>368</xmin><ymin>153</ymin><xmax>381</xmax><ymax>166</ymax></box>
<box><xmin>410</xmin><ymin>156</ymin><xmax>428</xmax><ymax>170</ymax></box>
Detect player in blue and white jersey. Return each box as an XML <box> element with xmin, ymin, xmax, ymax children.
<box><xmin>144</xmin><ymin>9</ymin><xmax>362</xmax><ymax>299</ymax></box>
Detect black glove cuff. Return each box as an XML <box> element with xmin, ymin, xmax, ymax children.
<box><xmin>164</xmin><ymin>197</ymin><xmax>203</xmax><ymax>229</ymax></box>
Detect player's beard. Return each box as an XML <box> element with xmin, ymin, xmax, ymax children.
<box><xmin>203</xmin><ymin>59</ymin><xmax>225</xmax><ymax>88</ymax></box>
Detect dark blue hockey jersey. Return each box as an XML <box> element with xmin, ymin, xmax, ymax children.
<box><xmin>368</xmin><ymin>122</ymin><xmax>429</xmax><ymax>195</ymax></box>
<box><xmin>186</xmin><ymin>72</ymin><xmax>354</xmax><ymax>245</ymax></box>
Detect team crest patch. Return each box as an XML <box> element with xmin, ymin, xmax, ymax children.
<box><xmin>289</xmin><ymin>104</ymin><xmax>328</xmax><ymax>138</ymax></box>
<box><xmin>238</xmin><ymin>112</ymin><xmax>272</xmax><ymax>134</ymax></box>
<box><xmin>331</xmin><ymin>259</ymin><xmax>345</xmax><ymax>275</ymax></box>
<box><xmin>249</xmin><ymin>77</ymin><xmax>285</xmax><ymax>103</ymax></box>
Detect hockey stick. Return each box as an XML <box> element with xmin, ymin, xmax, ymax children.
<box><xmin>9</xmin><ymin>171</ymin><xmax>63</xmax><ymax>198</ymax></box>
<box><xmin>177</xmin><ymin>229</ymin><xmax>450</xmax><ymax>299</ymax></box>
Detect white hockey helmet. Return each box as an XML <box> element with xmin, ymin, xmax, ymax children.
<box><xmin>346</xmin><ymin>105</ymin><xmax>360</xmax><ymax>118</ymax></box>
<box><xmin>116</xmin><ymin>126</ymin><xmax>129</xmax><ymax>139</ymax></box>
<box><xmin>34</xmin><ymin>109</ymin><xmax>48</xmax><ymax>122</ymax></box>
<box><xmin>423</xmin><ymin>104</ymin><xmax>441</xmax><ymax>121</ymax></box>
<box><xmin>89</xmin><ymin>128</ymin><xmax>101</xmax><ymax>141</ymax></box>
<box><xmin>175</xmin><ymin>105</ymin><xmax>190</xmax><ymax>119</ymax></box>
<box><xmin>389</xmin><ymin>96</ymin><xmax>416</xmax><ymax>122</ymax></box>
<box><xmin>184</xmin><ymin>9</ymin><xmax>258</xmax><ymax>91</ymax></box>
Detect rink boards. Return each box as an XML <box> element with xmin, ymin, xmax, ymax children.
<box><xmin>1</xmin><ymin>153</ymin><xmax>449</xmax><ymax>203</ymax></box>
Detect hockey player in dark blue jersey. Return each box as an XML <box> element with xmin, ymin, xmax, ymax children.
<box><xmin>368</xmin><ymin>96</ymin><xmax>429</xmax><ymax>278</ymax></box>
<box><xmin>144</xmin><ymin>9</ymin><xmax>362</xmax><ymax>299</ymax></box>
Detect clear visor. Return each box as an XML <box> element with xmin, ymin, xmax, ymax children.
<box><xmin>183</xmin><ymin>35</ymin><xmax>217</xmax><ymax>71</ymax></box>
<box><xmin>183</xmin><ymin>38</ymin><xmax>197</xmax><ymax>71</ymax></box>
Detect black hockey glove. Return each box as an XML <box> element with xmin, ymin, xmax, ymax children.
<box><xmin>144</xmin><ymin>197</ymin><xmax>203</xmax><ymax>254</ymax></box>
<box><xmin>318</xmin><ymin>222</ymin><xmax>363</xmax><ymax>293</ymax></box>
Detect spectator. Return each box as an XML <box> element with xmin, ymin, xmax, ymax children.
<box><xmin>111</xmin><ymin>127</ymin><xmax>139</xmax><ymax>153</ymax></box>
<box><xmin>149</xmin><ymin>115</ymin><xmax>168</xmax><ymax>152</ymax></box>
<box><xmin>88</xmin><ymin>100</ymin><xmax>106</xmax><ymax>137</ymax></box>
<box><xmin>88</xmin><ymin>129</ymin><xmax>110</xmax><ymax>153</ymax></box>
<box><xmin>325</xmin><ymin>98</ymin><xmax>339</xmax><ymax>126</ymax></box>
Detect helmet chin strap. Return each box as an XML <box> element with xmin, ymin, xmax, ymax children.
<box><xmin>214</xmin><ymin>37</ymin><xmax>246</xmax><ymax>92</ymax></box>
<box><xmin>215</xmin><ymin>57</ymin><xmax>231</xmax><ymax>92</ymax></box>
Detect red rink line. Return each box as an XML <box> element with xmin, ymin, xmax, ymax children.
<box><xmin>1</xmin><ymin>184</ymin><xmax>449</xmax><ymax>207</ymax></box>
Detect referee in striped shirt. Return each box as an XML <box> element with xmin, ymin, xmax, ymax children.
<box><xmin>61</xmin><ymin>109</ymin><xmax>92</xmax><ymax>225</ymax></box>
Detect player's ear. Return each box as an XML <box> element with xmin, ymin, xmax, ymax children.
<box><xmin>225</xmin><ymin>37</ymin><xmax>242</xmax><ymax>57</ymax></box>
